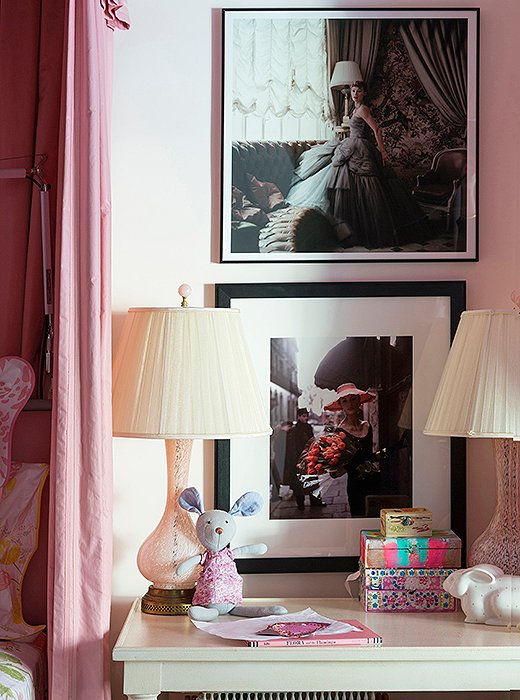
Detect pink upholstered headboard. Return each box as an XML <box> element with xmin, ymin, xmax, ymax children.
<box><xmin>12</xmin><ymin>401</ymin><xmax>51</xmax><ymax>627</ymax></box>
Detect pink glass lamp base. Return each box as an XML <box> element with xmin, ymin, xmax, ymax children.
<box><xmin>137</xmin><ymin>439</ymin><xmax>203</xmax><ymax>615</ymax></box>
<box><xmin>468</xmin><ymin>438</ymin><xmax>520</xmax><ymax>575</ymax></box>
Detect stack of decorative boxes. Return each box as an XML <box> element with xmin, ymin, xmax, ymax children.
<box><xmin>359</xmin><ymin>508</ymin><xmax>462</xmax><ymax>612</ymax></box>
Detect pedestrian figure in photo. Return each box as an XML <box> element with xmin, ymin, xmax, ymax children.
<box><xmin>284</xmin><ymin>408</ymin><xmax>326</xmax><ymax>511</ymax></box>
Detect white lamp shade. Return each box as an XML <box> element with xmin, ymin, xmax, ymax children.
<box><xmin>112</xmin><ymin>306</ymin><xmax>272</xmax><ymax>439</ymax></box>
<box><xmin>424</xmin><ymin>310</ymin><xmax>520</xmax><ymax>439</ymax></box>
<box><xmin>330</xmin><ymin>61</ymin><xmax>363</xmax><ymax>89</ymax></box>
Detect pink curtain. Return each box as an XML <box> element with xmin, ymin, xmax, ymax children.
<box><xmin>48</xmin><ymin>1</ymin><xmax>129</xmax><ymax>697</ymax></box>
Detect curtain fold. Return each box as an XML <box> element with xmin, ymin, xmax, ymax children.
<box><xmin>399</xmin><ymin>19</ymin><xmax>467</xmax><ymax>127</ymax></box>
<box><xmin>101</xmin><ymin>0</ymin><xmax>131</xmax><ymax>31</ymax></box>
<box><xmin>326</xmin><ymin>19</ymin><xmax>381</xmax><ymax>125</ymax></box>
<box><xmin>47</xmin><ymin>1</ymin><xmax>127</xmax><ymax>697</ymax></box>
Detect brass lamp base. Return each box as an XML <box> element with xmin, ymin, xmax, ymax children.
<box><xmin>141</xmin><ymin>585</ymin><xmax>195</xmax><ymax>616</ymax></box>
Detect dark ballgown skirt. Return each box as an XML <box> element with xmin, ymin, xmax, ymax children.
<box><xmin>327</xmin><ymin>117</ymin><xmax>430</xmax><ymax>249</ymax></box>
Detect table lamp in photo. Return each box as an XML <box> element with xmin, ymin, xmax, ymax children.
<box><xmin>112</xmin><ymin>284</ymin><xmax>271</xmax><ymax>614</ymax></box>
<box><xmin>329</xmin><ymin>60</ymin><xmax>362</xmax><ymax>126</ymax></box>
<box><xmin>424</xmin><ymin>308</ymin><xmax>520</xmax><ymax>575</ymax></box>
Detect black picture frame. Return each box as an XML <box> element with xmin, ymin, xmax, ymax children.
<box><xmin>215</xmin><ymin>281</ymin><xmax>466</xmax><ymax>574</ymax></box>
<box><xmin>220</xmin><ymin>8</ymin><xmax>479</xmax><ymax>263</ymax></box>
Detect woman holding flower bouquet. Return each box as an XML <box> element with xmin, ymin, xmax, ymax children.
<box><xmin>296</xmin><ymin>382</ymin><xmax>381</xmax><ymax>517</ymax></box>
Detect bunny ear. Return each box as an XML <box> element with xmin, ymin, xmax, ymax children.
<box><xmin>229</xmin><ymin>491</ymin><xmax>263</xmax><ymax>517</ymax></box>
<box><xmin>178</xmin><ymin>487</ymin><xmax>204</xmax><ymax>514</ymax></box>
<box><xmin>465</xmin><ymin>565</ymin><xmax>503</xmax><ymax>585</ymax></box>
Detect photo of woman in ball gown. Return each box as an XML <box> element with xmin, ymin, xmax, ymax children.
<box><xmin>286</xmin><ymin>81</ymin><xmax>430</xmax><ymax>249</ymax></box>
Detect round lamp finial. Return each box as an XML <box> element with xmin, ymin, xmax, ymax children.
<box><xmin>178</xmin><ymin>284</ymin><xmax>192</xmax><ymax>308</ymax></box>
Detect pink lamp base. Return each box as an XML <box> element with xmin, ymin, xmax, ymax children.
<box><xmin>468</xmin><ymin>438</ymin><xmax>520</xmax><ymax>575</ymax></box>
<box><xmin>137</xmin><ymin>439</ymin><xmax>203</xmax><ymax>614</ymax></box>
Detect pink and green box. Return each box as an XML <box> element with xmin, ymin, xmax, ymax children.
<box><xmin>360</xmin><ymin>529</ymin><xmax>462</xmax><ymax>569</ymax></box>
<box><xmin>359</xmin><ymin>564</ymin><xmax>458</xmax><ymax>612</ymax></box>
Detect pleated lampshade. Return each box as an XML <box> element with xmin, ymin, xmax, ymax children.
<box><xmin>424</xmin><ymin>309</ymin><xmax>520</xmax><ymax>439</ymax></box>
<box><xmin>330</xmin><ymin>61</ymin><xmax>363</xmax><ymax>89</ymax></box>
<box><xmin>112</xmin><ymin>306</ymin><xmax>271</xmax><ymax>439</ymax></box>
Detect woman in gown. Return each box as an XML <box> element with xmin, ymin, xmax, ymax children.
<box><xmin>328</xmin><ymin>80</ymin><xmax>430</xmax><ymax>248</ymax></box>
<box><xmin>286</xmin><ymin>81</ymin><xmax>429</xmax><ymax>249</ymax></box>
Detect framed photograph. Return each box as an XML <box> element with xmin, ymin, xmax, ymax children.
<box><xmin>215</xmin><ymin>281</ymin><xmax>466</xmax><ymax>573</ymax></box>
<box><xmin>220</xmin><ymin>8</ymin><xmax>479</xmax><ymax>263</ymax></box>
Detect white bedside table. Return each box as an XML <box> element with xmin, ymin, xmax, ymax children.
<box><xmin>113</xmin><ymin>597</ymin><xmax>520</xmax><ymax>699</ymax></box>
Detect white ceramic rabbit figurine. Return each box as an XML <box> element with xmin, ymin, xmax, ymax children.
<box><xmin>443</xmin><ymin>564</ymin><xmax>520</xmax><ymax>626</ymax></box>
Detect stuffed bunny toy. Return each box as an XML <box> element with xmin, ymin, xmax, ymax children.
<box><xmin>177</xmin><ymin>486</ymin><xmax>288</xmax><ymax>622</ymax></box>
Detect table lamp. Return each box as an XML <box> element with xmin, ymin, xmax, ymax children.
<box><xmin>424</xmin><ymin>308</ymin><xmax>520</xmax><ymax>575</ymax></box>
<box><xmin>112</xmin><ymin>284</ymin><xmax>271</xmax><ymax>614</ymax></box>
<box><xmin>329</xmin><ymin>60</ymin><xmax>363</xmax><ymax>125</ymax></box>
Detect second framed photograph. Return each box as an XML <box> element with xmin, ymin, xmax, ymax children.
<box><xmin>221</xmin><ymin>8</ymin><xmax>479</xmax><ymax>263</ymax></box>
<box><xmin>215</xmin><ymin>281</ymin><xmax>466</xmax><ymax>573</ymax></box>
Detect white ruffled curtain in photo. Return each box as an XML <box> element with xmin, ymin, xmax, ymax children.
<box><xmin>232</xmin><ymin>18</ymin><xmax>332</xmax><ymax>139</ymax></box>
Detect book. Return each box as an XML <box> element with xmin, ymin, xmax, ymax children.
<box><xmin>246</xmin><ymin>620</ymin><xmax>382</xmax><ymax>647</ymax></box>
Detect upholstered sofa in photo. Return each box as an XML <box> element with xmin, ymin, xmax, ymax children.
<box><xmin>230</xmin><ymin>139</ymin><xmax>339</xmax><ymax>253</ymax></box>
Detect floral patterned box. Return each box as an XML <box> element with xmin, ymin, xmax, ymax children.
<box><xmin>360</xmin><ymin>564</ymin><xmax>458</xmax><ymax>612</ymax></box>
<box><xmin>360</xmin><ymin>529</ymin><xmax>462</xmax><ymax>569</ymax></box>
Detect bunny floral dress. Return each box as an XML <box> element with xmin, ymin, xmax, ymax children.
<box><xmin>192</xmin><ymin>547</ymin><xmax>243</xmax><ymax>606</ymax></box>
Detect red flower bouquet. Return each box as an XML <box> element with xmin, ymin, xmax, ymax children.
<box><xmin>296</xmin><ymin>427</ymin><xmax>380</xmax><ymax>496</ymax></box>
<box><xmin>295</xmin><ymin>430</ymin><xmax>350</xmax><ymax>495</ymax></box>
<box><xmin>300</xmin><ymin>431</ymin><xmax>348</xmax><ymax>475</ymax></box>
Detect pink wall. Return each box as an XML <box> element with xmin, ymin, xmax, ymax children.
<box><xmin>112</xmin><ymin>0</ymin><xmax>520</xmax><ymax>572</ymax></box>
<box><xmin>111</xmin><ymin>2</ymin><xmax>520</xmax><ymax>696</ymax></box>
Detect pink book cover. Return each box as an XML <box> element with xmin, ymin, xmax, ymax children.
<box><xmin>246</xmin><ymin>620</ymin><xmax>382</xmax><ymax>647</ymax></box>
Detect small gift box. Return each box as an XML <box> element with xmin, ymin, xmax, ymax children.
<box><xmin>360</xmin><ymin>563</ymin><xmax>458</xmax><ymax>612</ymax></box>
<box><xmin>380</xmin><ymin>507</ymin><xmax>432</xmax><ymax>537</ymax></box>
<box><xmin>360</xmin><ymin>529</ymin><xmax>462</xmax><ymax>569</ymax></box>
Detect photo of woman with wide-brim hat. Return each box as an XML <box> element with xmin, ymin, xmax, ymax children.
<box><xmin>297</xmin><ymin>382</ymin><xmax>382</xmax><ymax>517</ymax></box>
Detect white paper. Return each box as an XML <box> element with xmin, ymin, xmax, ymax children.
<box><xmin>191</xmin><ymin>607</ymin><xmax>360</xmax><ymax>640</ymax></box>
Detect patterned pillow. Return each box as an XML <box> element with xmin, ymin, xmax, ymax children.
<box><xmin>0</xmin><ymin>357</ymin><xmax>35</xmax><ymax>496</ymax></box>
<box><xmin>0</xmin><ymin>461</ymin><xmax>48</xmax><ymax>640</ymax></box>
<box><xmin>246</xmin><ymin>175</ymin><xmax>285</xmax><ymax>212</ymax></box>
<box><xmin>0</xmin><ymin>632</ymin><xmax>47</xmax><ymax>699</ymax></box>
<box><xmin>231</xmin><ymin>186</ymin><xmax>269</xmax><ymax>227</ymax></box>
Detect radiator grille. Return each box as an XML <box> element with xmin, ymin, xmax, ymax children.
<box><xmin>197</xmin><ymin>693</ymin><xmax>389</xmax><ymax>700</ymax></box>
